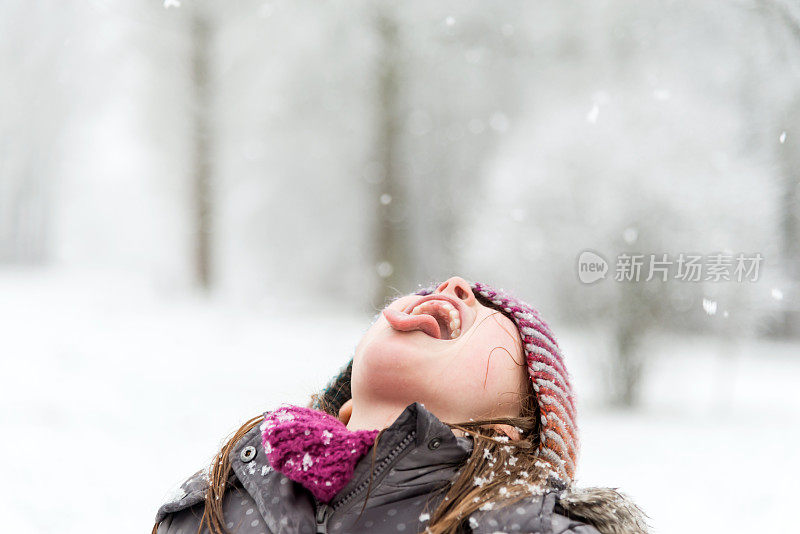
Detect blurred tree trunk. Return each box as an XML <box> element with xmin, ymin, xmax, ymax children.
<box><xmin>760</xmin><ymin>0</ymin><xmax>800</xmax><ymax>336</ymax></box>
<box><xmin>372</xmin><ymin>6</ymin><xmax>412</xmax><ymax>308</ymax></box>
<box><xmin>610</xmin><ymin>282</ymin><xmax>646</xmax><ymax>407</ymax></box>
<box><xmin>775</xmin><ymin>4</ymin><xmax>800</xmax><ymax>337</ymax></box>
<box><xmin>0</xmin><ymin>161</ymin><xmax>48</xmax><ymax>264</ymax></box>
<box><xmin>777</xmin><ymin>102</ymin><xmax>800</xmax><ymax>337</ymax></box>
<box><xmin>0</xmin><ymin>0</ymin><xmax>69</xmax><ymax>266</ymax></box>
<box><xmin>191</xmin><ymin>10</ymin><xmax>212</xmax><ymax>291</ymax></box>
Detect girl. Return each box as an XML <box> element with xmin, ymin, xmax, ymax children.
<box><xmin>153</xmin><ymin>276</ymin><xmax>647</xmax><ymax>534</ymax></box>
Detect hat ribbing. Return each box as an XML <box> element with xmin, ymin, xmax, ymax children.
<box><xmin>467</xmin><ymin>281</ymin><xmax>578</xmax><ymax>483</ymax></box>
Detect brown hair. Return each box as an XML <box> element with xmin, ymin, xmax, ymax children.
<box><xmin>154</xmin><ymin>306</ymin><xmax>554</xmax><ymax>534</ymax></box>
<box><xmin>423</xmin><ymin>301</ymin><xmax>554</xmax><ymax>533</ymax></box>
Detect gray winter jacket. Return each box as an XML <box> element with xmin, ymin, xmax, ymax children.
<box><xmin>155</xmin><ymin>404</ymin><xmax>644</xmax><ymax>534</ymax></box>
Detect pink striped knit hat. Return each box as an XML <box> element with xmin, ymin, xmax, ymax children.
<box><xmin>314</xmin><ymin>280</ymin><xmax>579</xmax><ymax>484</ymax></box>
<box><xmin>466</xmin><ymin>282</ymin><xmax>578</xmax><ymax>483</ymax></box>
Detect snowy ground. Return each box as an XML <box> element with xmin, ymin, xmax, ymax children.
<box><xmin>1</xmin><ymin>268</ymin><xmax>797</xmax><ymax>533</ymax></box>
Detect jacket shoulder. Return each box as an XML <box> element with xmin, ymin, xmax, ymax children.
<box><xmin>155</xmin><ymin>467</ymin><xmax>211</xmax><ymax>525</ymax></box>
<box><xmin>154</xmin><ymin>422</ymin><xmax>267</xmax><ymax>530</ymax></box>
<box><xmin>155</xmin><ymin>483</ymin><xmax>262</xmax><ymax>534</ymax></box>
<box><xmin>555</xmin><ymin>486</ymin><xmax>650</xmax><ymax>534</ymax></box>
<box><xmin>470</xmin><ymin>486</ymin><xmax>648</xmax><ymax>534</ymax></box>
<box><xmin>469</xmin><ymin>491</ymin><xmax>598</xmax><ymax>534</ymax></box>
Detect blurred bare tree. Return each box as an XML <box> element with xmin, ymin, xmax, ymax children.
<box><xmin>371</xmin><ymin>4</ymin><xmax>412</xmax><ymax>308</ymax></box>
<box><xmin>190</xmin><ymin>6</ymin><xmax>214</xmax><ymax>290</ymax></box>
<box><xmin>759</xmin><ymin>0</ymin><xmax>800</xmax><ymax>337</ymax></box>
<box><xmin>0</xmin><ymin>1</ymin><xmax>74</xmax><ymax>264</ymax></box>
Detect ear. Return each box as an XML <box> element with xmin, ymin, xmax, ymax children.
<box><xmin>338</xmin><ymin>399</ymin><xmax>353</xmax><ymax>425</ymax></box>
<box><xmin>491</xmin><ymin>423</ymin><xmax>521</xmax><ymax>441</ymax></box>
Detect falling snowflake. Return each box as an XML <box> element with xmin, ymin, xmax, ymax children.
<box><xmin>772</xmin><ymin>288</ymin><xmax>784</xmax><ymax>301</ymax></box>
<box><xmin>469</xmin><ymin>517</ymin><xmax>479</xmax><ymax>528</ymax></box>
<box><xmin>376</xmin><ymin>261</ymin><xmax>393</xmax><ymax>278</ymax></box>
<box><xmin>419</xmin><ymin>513</ymin><xmax>430</xmax><ymax>522</ymax></box>
<box><xmin>780</xmin><ymin>131</ymin><xmax>787</xmax><ymax>144</ymax></box>
<box><xmin>586</xmin><ymin>104</ymin><xmax>600</xmax><ymax>124</ymax></box>
<box><xmin>379</xmin><ymin>193</ymin><xmax>392</xmax><ymax>205</ymax></box>
<box><xmin>622</xmin><ymin>227</ymin><xmax>638</xmax><ymax>244</ymax></box>
<box><xmin>702</xmin><ymin>298</ymin><xmax>717</xmax><ymax>316</ymax></box>
<box><xmin>445</xmin><ymin>16</ymin><xmax>455</xmax><ymax>26</ymax></box>
<box><xmin>653</xmin><ymin>89</ymin><xmax>671</xmax><ymax>101</ymax></box>
<box><xmin>163</xmin><ymin>0</ymin><xmax>181</xmax><ymax>8</ymax></box>
<box><xmin>490</xmin><ymin>112</ymin><xmax>509</xmax><ymax>133</ymax></box>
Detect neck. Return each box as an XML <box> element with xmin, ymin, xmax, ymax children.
<box><xmin>346</xmin><ymin>402</ymin><xmax>409</xmax><ymax>431</ymax></box>
<box><xmin>346</xmin><ymin>400</ymin><xmax>466</xmax><ymax>438</ymax></box>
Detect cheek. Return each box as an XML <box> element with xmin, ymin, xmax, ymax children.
<box><xmin>459</xmin><ymin>319</ymin><xmax>526</xmax><ymax>394</ymax></box>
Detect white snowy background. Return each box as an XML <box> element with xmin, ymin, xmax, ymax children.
<box><xmin>2</xmin><ymin>1</ymin><xmax>800</xmax><ymax>533</ymax></box>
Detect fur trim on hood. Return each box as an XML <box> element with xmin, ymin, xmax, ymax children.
<box><xmin>556</xmin><ymin>486</ymin><xmax>650</xmax><ymax>534</ymax></box>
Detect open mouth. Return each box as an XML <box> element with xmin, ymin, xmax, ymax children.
<box><xmin>382</xmin><ymin>297</ymin><xmax>463</xmax><ymax>340</ymax></box>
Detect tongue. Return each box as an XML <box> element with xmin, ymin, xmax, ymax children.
<box><xmin>383</xmin><ymin>309</ymin><xmax>442</xmax><ymax>339</ymax></box>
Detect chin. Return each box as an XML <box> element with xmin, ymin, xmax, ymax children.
<box><xmin>352</xmin><ymin>329</ymin><xmax>431</xmax><ymax>399</ymax></box>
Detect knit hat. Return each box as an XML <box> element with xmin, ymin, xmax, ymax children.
<box><xmin>312</xmin><ymin>280</ymin><xmax>578</xmax><ymax>484</ymax></box>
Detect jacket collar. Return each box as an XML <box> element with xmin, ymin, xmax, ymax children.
<box><xmin>226</xmin><ymin>402</ymin><xmax>471</xmax><ymax>533</ymax></box>
<box><xmin>156</xmin><ymin>403</ymin><xmax>474</xmax><ymax>530</ymax></box>
<box><xmin>329</xmin><ymin>402</ymin><xmax>473</xmax><ymax>505</ymax></box>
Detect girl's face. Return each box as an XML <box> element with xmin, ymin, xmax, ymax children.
<box><xmin>350</xmin><ymin>276</ymin><xmax>528</xmax><ymax>426</ymax></box>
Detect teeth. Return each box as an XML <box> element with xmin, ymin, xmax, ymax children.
<box><xmin>408</xmin><ymin>299</ymin><xmax>463</xmax><ymax>339</ymax></box>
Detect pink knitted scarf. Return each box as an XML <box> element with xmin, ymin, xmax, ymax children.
<box><xmin>260</xmin><ymin>406</ymin><xmax>379</xmax><ymax>502</ymax></box>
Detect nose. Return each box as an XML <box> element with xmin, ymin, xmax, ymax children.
<box><xmin>435</xmin><ymin>276</ymin><xmax>476</xmax><ymax>306</ymax></box>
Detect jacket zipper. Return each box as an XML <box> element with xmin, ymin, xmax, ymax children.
<box><xmin>315</xmin><ymin>501</ymin><xmax>330</xmax><ymax>534</ymax></box>
<box><xmin>313</xmin><ymin>431</ymin><xmax>417</xmax><ymax>533</ymax></box>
